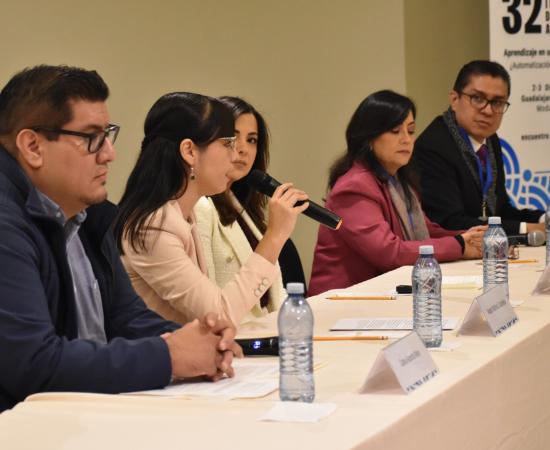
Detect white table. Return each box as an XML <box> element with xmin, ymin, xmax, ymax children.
<box><xmin>1</xmin><ymin>248</ymin><xmax>548</xmax><ymax>449</ymax></box>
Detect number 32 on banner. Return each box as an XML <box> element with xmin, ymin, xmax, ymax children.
<box><xmin>502</xmin><ymin>0</ymin><xmax>549</xmax><ymax>34</ymax></box>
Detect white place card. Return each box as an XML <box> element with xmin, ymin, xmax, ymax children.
<box><xmin>359</xmin><ymin>332</ymin><xmax>439</xmax><ymax>395</ymax></box>
<box><xmin>532</xmin><ymin>264</ymin><xmax>550</xmax><ymax>295</ymax></box>
<box><xmin>457</xmin><ymin>285</ymin><xmax>518</xmax><ymax>337</ymax></box>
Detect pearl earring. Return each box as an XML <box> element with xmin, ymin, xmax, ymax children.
<box><xmin>190</xmin><ymin>166</ymin><xmax>196</xmax><ymax>180</ymax></box>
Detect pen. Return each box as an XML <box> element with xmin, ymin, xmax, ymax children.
<box><xmin>327</xmin><ymin>295</ymin><xmax>396</xmax><ymax>300</ymax></box>
<box><xmin>314</xmin><ymin>336</ymin><xmax>389</xmax><ymax>341</ymax></box>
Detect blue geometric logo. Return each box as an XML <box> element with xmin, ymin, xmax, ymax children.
<box><xmin>500</xmin><ymin>138</ymin><xmax>550</xmax><ymax>210</ymax></box>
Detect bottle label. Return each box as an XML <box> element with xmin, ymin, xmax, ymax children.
<box><xmin>359</xmin><ymin>332</ymin><xmax>439</xmax><ymax>395</ymax></box>
<box><xmin>457</xmin><ymin>284</ymin><xmax>518</xmax><ymax>337</ymax></box>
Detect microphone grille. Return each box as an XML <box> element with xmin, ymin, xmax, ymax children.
<box><xmin>528</xmin><ymin>229</ymin><xmax>546</xmax><ymax>246</ymax></box>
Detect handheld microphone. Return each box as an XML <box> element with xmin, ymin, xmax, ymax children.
<box><xmin>247</xmin><ymin>170</ymin><xmax>342</xmax><ymax>230</ymax></box>
<box><xmin>507</xmin><ymin>230</ymin><xmax>545</xmax><ymax>247</ymax></box>
<box><xmin>236</xmin><ymin>336</ymin><xmax>279</xmax><ymax>356</ymax></box>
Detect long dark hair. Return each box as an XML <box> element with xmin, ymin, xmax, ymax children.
<box><xmin>114</xmin><ymin>92</ymin><xmax>234</xmax><ymax>253</ymax></box>
<box><xmin>211</xmin><ymin>96</ymin><xmax>270</xmax><ymax>233</ymax></box>
<box><xmin>328</xmin><ymin>90</ymin><xmax>417</xmax><ymax>201</ymax></box>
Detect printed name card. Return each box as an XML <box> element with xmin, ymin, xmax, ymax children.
<box><xmin>457</xmin><ymin>284</ymin><xmax>518</xmax><ymax>337</ymax></box>
<box><xmin>359</xmin><ymin>332</ymin><xmax>439</xmax><ymax>395</ymax></box>
<box><xmin>532</xmin><ymin>264</ymin><xmax>550</xmax><ymax>296</ymax></box>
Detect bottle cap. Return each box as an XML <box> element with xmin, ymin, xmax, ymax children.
<box><xmin>488</xmin><ymin>216</ymin><xmax>501</xmax><ymax>225</ymax></box>
<box><xmin>286</xmin><ymin>282</ymin><xmax>305</xmax><ymax>294</ymax></box>
<box><xmin>419</xmin><ymin>245</ymin><xmax>434</xmax><ymax>255</ymax></box>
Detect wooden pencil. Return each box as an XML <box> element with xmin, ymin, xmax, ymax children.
<box><xmin>314</xmin><ymin>336</ymin><xmax>389</xmax><ymax>341</ymax></box>
<box><xmin>327</xmin><ymin>295</ymin><xmax>396</xmax><ymax>300</ymax></box>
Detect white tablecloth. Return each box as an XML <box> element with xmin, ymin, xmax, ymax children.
<box><xmin>1</xmin><ymin>248</ymin><xmax>548</xmax><ymax>449</ymax></box>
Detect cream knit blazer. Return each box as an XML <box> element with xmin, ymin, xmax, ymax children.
<box><xmin>194</xmin><ymin>194</ymin><xmax>286</xmax><ymax>322</ymax></box>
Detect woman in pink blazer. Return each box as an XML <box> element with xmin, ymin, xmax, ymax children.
<box><xmin>309</xmin><ymin>90</ymin><xmax>483</xmax><ymax>296</ymax></box>
<box><xmin>113</xmin><ymin>93</ymin><xmax>308</xmax><ymax>326</ymax></box>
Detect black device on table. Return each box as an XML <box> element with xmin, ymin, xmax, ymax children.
<box><xmin>396</xmin><ymin>285</ymin><xmax>412</xmax><ymax>294</ymax></box>
<box><xmin>236</xmin><ymin>336</ymin><xmax>279</xmax><ymax>356</ymax></box>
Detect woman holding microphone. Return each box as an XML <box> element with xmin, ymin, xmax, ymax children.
<box><xmin>114</xmin><ymin>92</ymin><xmax>307</xmax><ymax>326</ymax></box>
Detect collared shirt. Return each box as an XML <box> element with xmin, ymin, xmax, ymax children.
<box><xmin>467</xmin><ymin>135</ymin><xmax>486</xmax><ymax>153</ymax></box>
<box><xmin>36</xmin><ymin>191</ymin><xmax>107</xmax><ymax>344</ymax></box>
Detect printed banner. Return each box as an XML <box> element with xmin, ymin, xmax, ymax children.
<box><xmin>489</xmin><ymin>0</ymin><xmax>550</xmax><ymax>210</ymax></box>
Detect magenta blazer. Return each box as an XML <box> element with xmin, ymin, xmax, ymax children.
<box><xmin>309</xmin><ymin>162</ymin><xmax>463</xmax><ymax>296</ymax></box>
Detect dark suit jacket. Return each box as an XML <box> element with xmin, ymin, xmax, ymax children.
<box><xmin>413</xmin><ymin>115</ymin><xmax>542</xmax><ymax>235</ymax></box>
<box><xmin>309</xmin><ymin>162</ymin><xmax>462</xmax><ymax>296</ymax></box>
<box><xmin>0</xmin><ymin>147</ymin><xmax>178</xmax><ymax>412</ymax></box>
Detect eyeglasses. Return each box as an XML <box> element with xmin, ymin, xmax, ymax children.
<box><xmin>218</xmin><ymin>136</ymin><xmax>237</xmax><ymax>151</ymax></box>
<box><xmin>459</xmin><ymin>92</ymin><xmax>510</xmax><ymax>114</ymax></box>
<box><xmin>31</xmin><ymin>124</ymin><xmax>120</xmax><ymax>153</ymax></box>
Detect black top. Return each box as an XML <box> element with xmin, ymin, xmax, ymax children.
<box><xmin>279</xmin><ymin>238</ymin><xmax>307</xmax><ymax>294</ymax></box>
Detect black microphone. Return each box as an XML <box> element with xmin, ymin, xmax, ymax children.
<box><xmin>247</xmin><ymin>170</ymin><xmax>342</xmax><ymax>230</ymax></box>
<box><xmin>507</xmin><ymin>230</ymin><xmax>545</xmax><ymax>246</ymax></box>
<box><xmin>236</xmin><ymin>336</ymin><xmax>279</xmax><ymax>356</ymax></box>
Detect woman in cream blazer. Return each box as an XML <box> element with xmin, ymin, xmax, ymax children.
<box><xmin>194</xmin><ymin>194</ymin><xmax>286</xmax><ymax>322</ymax></box>
<box><xmin>195</xmin><ymin>97</ymin><xmax>308</xmax><ymax>320</ymax></box>
<box><xmin>114</xmin><ymin>92</ymin><xmax>308</xmax><ymax>327</ymax></box>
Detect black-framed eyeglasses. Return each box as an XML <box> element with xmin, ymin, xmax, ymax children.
<box><xmin>31</xmin><ymin>124</ymin><xmax>120</xmax><ymax>153</ymax></box>
<box><xmin>459</xmin><ymin>92</ymin><xmax>510</xmax><ymax>114</ymax></box>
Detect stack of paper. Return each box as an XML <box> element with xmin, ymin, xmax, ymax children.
<box><xmin>126</xmin><ymin>359</ymin><xmax>279</xmax><ymax>399</ymax></box>
<box><xmin>442</xmin><ymin>275</ymin><xmax>482</xmax><ymax>289</ymax></box>
<box><xmin>330</xmin><ymin>317</ymin><xmax>459</xmax><ymax>331</ymax></box>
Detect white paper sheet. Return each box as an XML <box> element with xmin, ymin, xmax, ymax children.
<box><xmin>510</xmin><ymin>299</ymin><xmax>525</xmax><ymax>307</ymax></box>
<box><xmin>316</xmin><ymin>330</ymin><xmax>409</xmax><ymax>339</ymax></box>
<box><xmin>442</xmin><ymin>275</ymin><xmax>483</xmax><ymax>289</ymax></box>
<box><xmin>326</xmin><ymin>292</ymin><xmax>397</xmax><ymax>300</ymax></box>
<box><xmin>330</xmin><ymin>317</ymin><xmax>459</xmax><ymax>331</ymax></box>
<box><xmin>259</xmin><ymin>402</ymin><xmax>337</xmax><ymax>423</ymax></box>
<box><xmin>428</xmin><ymin>341</ymin><xmax>462</xmax><ymax>352</ymax></box>
<box><xmin>126</xmin><ymin>359</ymin><xmax>279</xmax><ymax>399</ymax></box>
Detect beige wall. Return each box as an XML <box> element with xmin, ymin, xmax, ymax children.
<box><xmin>0</xmin><ymin>0</ymin><xmax>488</xmax><ymax>281</ymax></box>
<box><xmin>0</xmin><ymin>0</ymin><xmax>406</xmax><ymax>279</ymax></box>
<box><xmin>404</xmin><ymin>0</ymin><xmax>489</xmax><ymax>132</ymax></box>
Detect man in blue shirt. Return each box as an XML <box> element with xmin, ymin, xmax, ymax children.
<box><xmin>0</xmin><ymin>65</ymin><xmax>240</xmax><ymax>412</ymax></box>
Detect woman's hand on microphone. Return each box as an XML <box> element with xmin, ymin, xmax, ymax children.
<box><xmin>267</xmin><ymin>183</ymin><xmax>309</xmax><ymax>238</ymax></box>
<box><xmin>255</xmin><ymin>183</ymin><xmax>309</xmax><ymax>264</ymax></box>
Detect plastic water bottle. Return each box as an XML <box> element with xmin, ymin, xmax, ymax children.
<box><xmin>483</xmin><ymin>216</ymin><xmax>509</xmax><ymax>301</ymax></box>
<box><xmin>278</xmin><ymin>282</ymin><xmax>315</xmax><ymax>402</ymax></box>
<box><xmin>412</xmin><ymin>245</ymin><xmax>442</xmax><ymax>348</ymax></box>
<box><xmin>546</xmin><ymin>205</ymin><xmax>550</xmax><ymax>266</ymax></box>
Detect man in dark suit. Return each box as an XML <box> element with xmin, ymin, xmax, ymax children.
<box><xmin>413</xmin><ymin>60</ymin><xmax>544</xmax><ymax>236</ymax></box>
<box><xmin>0</xmin><ymin>65</ymin><xmax>240</xmax><ymax>412</ymax></box>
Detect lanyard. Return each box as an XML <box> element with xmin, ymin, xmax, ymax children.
<box><xmin>459</xmin><ymin>129</ymin><xmax>493</xmax><ymax>219</ymax></box>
